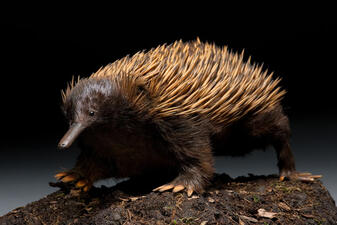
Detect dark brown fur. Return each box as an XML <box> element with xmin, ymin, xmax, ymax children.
<box><xmin>61</xmin><ymin>76</ymin><xmax>295</xmax><ymax>192</ymax></box>
<box><xmin>59</xmin><ymin>40</ymin><xmax>301</xmax><ymax>193</ymax></box>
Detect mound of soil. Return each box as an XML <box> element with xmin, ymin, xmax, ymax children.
<box><xmin>1</xmin><ymin>174</ymin><xmax>336</xmax><ymax>224</ymax></box>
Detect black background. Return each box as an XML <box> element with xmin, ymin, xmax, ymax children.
<box><xmin>0</xmin><ymin>5</ymin><xmax>336</xmax><ymax>215</ymax></box>
<box><xmin>1</xmin><ymin>7</ymin><xmax>336</xmax><ymax>143</ymax></box>
<box><xmin>1</xmin><ymin>6</ymin><xmax>336</xmax><ymax>142</ymax></box>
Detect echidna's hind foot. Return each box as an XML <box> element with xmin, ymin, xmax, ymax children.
<box><xmin>260</xmin><ymin>107</ymin><xmax>323</xmax><ymax>182</ymax></box>
<box><xmin>55</xmin><ymin>170</ymin><xmax>92</xmax><ymax>192</ymax></box>
<box><xmin>272</xmin><ymin>120</ymin><xmax>322</xmax><ymax>182</ymax></box>
<box><xmin>279</xmin><ymin>171</ymin><xmax>322</xmax><ymax>182</ymax></box>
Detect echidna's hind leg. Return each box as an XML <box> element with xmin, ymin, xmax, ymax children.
<box><xmin>272</xmin><ymin>124</ymin><xmax>296</xmax><ymax>179</ymax></box>
<box><xmin>246</xmin><ymin>105</ymin><xmax>321</xmax><ymax>181</ymax></box>
<box><xmin>272</xmin><ymin>116</ymin><xmax>322</xmax><ymax>181</ymax></box>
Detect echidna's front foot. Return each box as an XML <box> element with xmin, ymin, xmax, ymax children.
<box><xmin>55</xmin><ymin>171</ymin><xmax>92</xmax><ymax>192</ymax></box>
<box><xmin>153</xmin><ymin>183</ymin><xmax>195</xmax><ymax>197</ymax></box>
<box><xmin>279</xmin><ymin>170</ymin><xmax>322</xmax><ymax>182</ymax></box>
<box><xmin>153</xmin><ymin>167</ymin><xmax>211</xmax><ymax>197</ymax></box>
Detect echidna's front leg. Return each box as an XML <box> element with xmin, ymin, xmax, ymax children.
<box><xmin>55</xmin><ymin>170</ymin><xmax>92</xmax><ymax>192</ymax></box>
<box><xmin>153</xmin><ymin>145</ymin><xmax>214</xmax><ymax>197</ymax></box>
<box><xmin>55</xmin><ymin>150</ymin><xmax>113</xmax><ymax>192</ymax></box>
<box><xmin>153</xmin><ymin>118</ymin><xmax>215</xmax><ymax>196</ymax></box>
<box><xmin>153</xmin><ymin>164</ymin><xmax>214</xmax><ymax>196</ymax></box>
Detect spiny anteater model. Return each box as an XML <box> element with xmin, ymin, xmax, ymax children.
<box><xmin>56</xmin><ymin>39</ymin><xmax>321</xmax><ymax>196</ymax></box>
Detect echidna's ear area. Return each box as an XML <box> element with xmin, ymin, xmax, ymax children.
<box><xmin>111</xmin><ymin>73</ymin><xmax>153</xmax><ymax>117</ymax></box>
<box><xmin>61</xmin><ymin>76</ymin><xmax>81</xmax><ymax>104</ymax></box>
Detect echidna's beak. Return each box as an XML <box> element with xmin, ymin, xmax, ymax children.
<box><xmin>58</xmin><ymin>122</ymin><xmax>85</xmax><ymax>149</ymax></box>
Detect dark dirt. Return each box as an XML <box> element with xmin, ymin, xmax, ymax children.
<box><xmin>1</xmin><ymin>174</ymin><xmax>336</xmax><ymax>225</ymax></box>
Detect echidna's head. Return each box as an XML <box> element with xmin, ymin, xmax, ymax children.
<box><xmin>58</xmin><ymin>77</ymin><xmax>123</xmax><ymax>149</ymax></box>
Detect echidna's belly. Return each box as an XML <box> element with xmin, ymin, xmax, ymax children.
<box><xmin>212</xmin><ymin>122</ymin><xmax>272</xmax><ymax>157</ymax></box>
<box><xmin>80</xmin><ymin>127</ymin><xmax>178</xmax><ymax>178</ymax></box>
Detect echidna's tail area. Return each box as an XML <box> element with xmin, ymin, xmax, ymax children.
<box><xmin>90</xmin><ymin>39</ymin><xmax>286</xmax><ymax>128</ymax></box>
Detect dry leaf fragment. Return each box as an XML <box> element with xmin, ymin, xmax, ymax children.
<box><xmin>278</xmin><ymin>202</ymin><xmax>291</xmax><ymax>211</ymax></box>
<box><xmin>208</xmin><ymin>197</ymin><xmax>215</xmax><ymax>203</ymax></box>
<box><xmin>240</xmin><ymin>215</ymin><xmax>258</xmax><ymax>223</ymax></box>
<box><xmin>258</xmin><ymin>208</ymin><xmax>277</xmax><ymax>219</ymax></box>
<box><xmin>302</xmin><ymin>214</ymin><xmax>315</xmax><ymax>219</ymax></box>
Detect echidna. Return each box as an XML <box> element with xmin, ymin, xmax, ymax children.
<box><xmin>56</xmin><ymin>39</ymin><xmax>320</xmax><ymax>196</ymax></box>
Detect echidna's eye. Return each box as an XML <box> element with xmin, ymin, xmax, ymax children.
<box><xmin>89</xmin><ymin>111</ymin><xmax>95</xmax><ymax>117</ymax></box>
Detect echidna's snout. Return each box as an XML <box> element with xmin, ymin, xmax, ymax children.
<box><xmin>58</xmin><ymin>122</ymin><xmax>86</xmax><ymax>149</ymax></box>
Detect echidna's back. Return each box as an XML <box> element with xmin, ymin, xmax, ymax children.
<box><xmin>92</xmin><ymin>39</ymin><xmax>286</xmax><ymax>127</ymax></box>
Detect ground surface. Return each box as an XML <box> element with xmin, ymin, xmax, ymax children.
<box><xmin>1</xmin><ymin>174</ymin><xmax>336</xmax><ymax>225</ymax></box>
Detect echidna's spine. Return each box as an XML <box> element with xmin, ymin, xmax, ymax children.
<box><xmin>65</xmin><ymin>39</ymin><xmax>285</xmax><ymax>127</ymax></box>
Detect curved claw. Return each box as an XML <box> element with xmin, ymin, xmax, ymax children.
<box><xmin>153</xmin><ymin>184</ymin><xmax>174</xmax><ymax>192</ymax></box>
<box><xmin>309</xmin><ymin>175</ymin><xmax>323</xmax><ymax>178</ymax></box>
<box><xmin>55</xmin><ymin>172</ymin><xmax>68</xmax><ymax>180</ymax></box>
<box><xmin>83</xmin><ymin>185</ymin><xmax>90</xmax><ymax>192</ymax></box>
<box><xmin>297</xmin><ymin>172</ymin><xmax>312</xmax><ymax>176</ymax></box>
<box><xmin>54</xmin><ymin>171</ymin><xmax>92</xmax><ymax>193</ymax></box>
<box><xmin>187</xmin><ymin>188</ymin><xmax>194</xmax><ymax>197</ymax></box>
<box><xmin>172</xmin><ymin>185</ymin><xmax>185</xmax><ymax>193</ymax></box>
<box><xmin>75</xmin><ymin>180</ymin><xmax>92</xmax><ymax>192</ymax></box>
<box><xmin>153</xmin><ymin>183</ymin><xmax>195</xmax><ymax>196</ymax></box>
<box><xmin>75</xmin><ymin>180</ymin><xmax>87</xmax><ymax>188</ymax></box>
<box><xmin>61</xmin><ymin>175</ymin><xmax>76</xmax><ymax>183</ymax></box>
